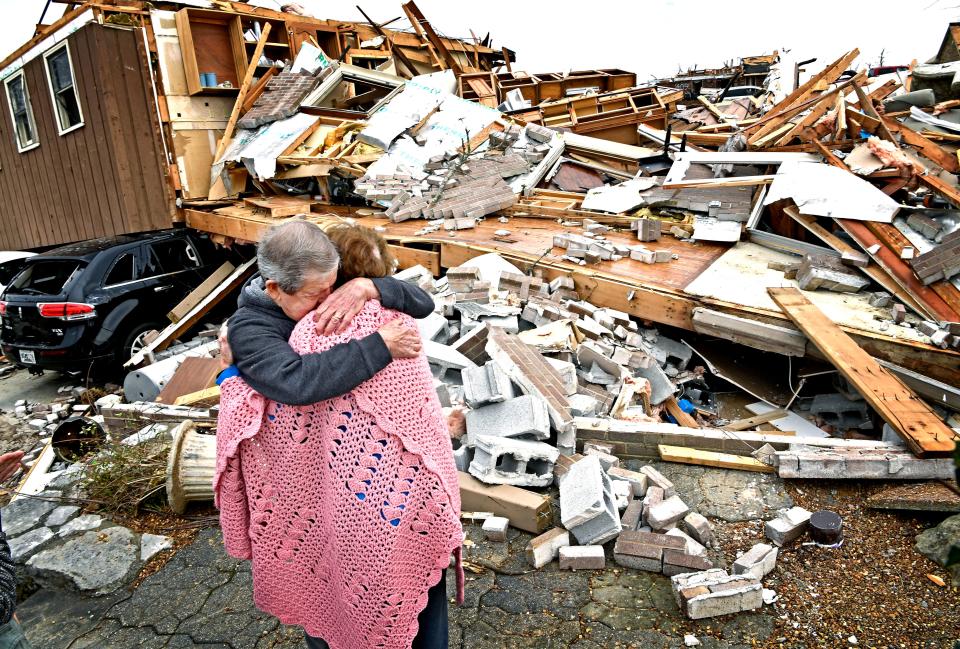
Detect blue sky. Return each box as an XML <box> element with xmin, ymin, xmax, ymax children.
<box><xmin>2</xmin><ymin>0</ymin><xmax>957</xmax><ymax>79</ymax></box>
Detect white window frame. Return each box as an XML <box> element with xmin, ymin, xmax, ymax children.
<box><xmin>42</xmin><ymin>42</ymin><xmax>84</xmax><ymax>136</ymax></box>
<box><xmin>3</xmin><ymin>70</ymin><xmax>39</xmax><ymax>153</ymax></box>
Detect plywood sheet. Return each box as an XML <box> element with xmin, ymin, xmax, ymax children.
<box><xmin>684</xmin><ymin>242</ymin><xmax>932</xmax><ymax>343</ymax></box>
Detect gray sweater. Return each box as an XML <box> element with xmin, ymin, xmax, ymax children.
<box><xmin>227</xmin><ymin>276</ymin><xmax>433</xmax><ymax>406</ymax></box>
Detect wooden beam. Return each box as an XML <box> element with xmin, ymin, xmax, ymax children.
<box><xmin>722</xmin><ymin>409</ymin><xmax>788</xmax><ymax>431</ymax></box>
<box><xmin>659</xmin><ymin>445</ymin><xmax>775</xmax><ymax>473</ymax></box>
<box><xmin>401</xmin><ymin>1</ymin><xmax>461</xmax><ymax>74</ymax></box>
<box><xmin>768</xmin><ymin>287</ymin><xmax>958</xmax><ymax>457</ymax></box>
<box><xmin>664</xmin><ymin>396</ymin><xmax>699</xmax><ymax>428</ymax></box>
<box><xmin>213</xmin><ymin>22</ymin><xmax>271</xmax><ymax>164</ymax></box>
<box><xmin>356</xmin><ymin>4</ymin><xmax>419</xmax><ymax>78</ymax></box>
<box><xmin>885</xmin><ymin>118</ymin><xmax>960</xmax><ymax>174</ymax></box>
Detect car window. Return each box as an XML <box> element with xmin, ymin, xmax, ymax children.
<box><xmin>142</xmin><ymin>239</ymin><xmax>200</xmax><ymax>278</ymax></box>
<box><xmin>7</xmin><ymin>260</ymin><xmax>85</xmax><ymax>296</ymax></box>
<box><xmin>104</xmin><ymin>252</ymin><xmax>137</xmax><ymax>286</ymax></box>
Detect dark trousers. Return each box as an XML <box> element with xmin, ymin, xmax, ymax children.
<box><xmin>304</xmin><ymin>570</ymin><xmax>448</xmax><ymax>649</ymax></box>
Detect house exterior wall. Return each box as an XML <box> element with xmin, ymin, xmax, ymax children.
<box><xmin>0</xmin><ymin>23</ymin><xmax>174</xmax><ymax>251</ymax></box>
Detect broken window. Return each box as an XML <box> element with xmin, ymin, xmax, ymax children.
<box><xmin>104</xmin><ymin>253</ymin><xmax>137</xmax><ymax>287</ymax></box>
<box><xmin>301</xmin><ymin>64</ymin><xmax>403</xmax><ymax>117</ymax></box>
<box><xmin>143</xmin><ymin>240</ymin><xmax>200</xmax><ymax>277</ymax></box>
<box><xmin>44</xmin><ymin>43</ymin><xmax>83</xmax><ymax>134</ymax></box>
<box><xmin>4</xmin><ymin>71</ymin><xmax>39</xmax><ymax>152</ymax></box>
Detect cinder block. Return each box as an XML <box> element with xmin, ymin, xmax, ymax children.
<box><xmin>482</xmin><ymin>516</ymin><xmax>510</xmax><ymax>542</ymax></box>
<box><xmin>465</xmin><ymin>395</ymin><xmax>549</xmax><ymax>440</ymax></box>
<box><xmin>468</xmin><ymin>434</ymin><xmax>559</xmax><ymax>487</ymax></box>
<box><xmin>646</xmin><ymin>495</ymin><xmax>690</xmax><ymax>531</ymax></box>
<box><xmin>765</xmin><ymin>506</ymin><xmax>812</xmax><ymax>546</ymax></box>
<box><xmin>583</xmin><ymin>447</ymin><xmax>620</xmax><ymax>471</ymax></box>
<box><xmin>638</xmin><ymin>466</ymin><xmax>676</xmax><ymax>497</ymax></box>
<box><xmin>526</xmin><ymin>528</ymin><xmax>570</xmax><ymax>568</ymax></box>
<box><xmin>554</xmin><ymin>453</ymin><xmax>584</xmax><ymax>486</ymax></box>
<box><xmin>636</xmin><ymin>219</ymin><xmax>661</xmax><ymax>242</ymax></box>
<box><xmin>559</xmin><ymin>456</ymin><xmax>621</xmax><ymax>545</ymax></box>
<box><xmin>462</xmin><ymin>361</ymin><xmax>516</xmax><ymax>408</ymax></box>
<box><xmin>732</xmin><ymin>543</ymin><xmax>778</xmax><ymax>579</ymax></box>
<box><xmin>453</xmin><ymin>445</ymin><xmax>474</xmax><ymax>472</ymax></box>
<box><xmin>558</xmin><ymin>545</ymin><xmax>606</xmax><ymax>570</ymax></box>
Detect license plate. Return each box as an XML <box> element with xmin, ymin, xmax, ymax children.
<box><xmin>19</xmin><ymin>350</ymin><xmax>35</xmax><ymax>364</ymax></box>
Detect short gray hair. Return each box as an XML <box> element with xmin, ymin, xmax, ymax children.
<box><xmin>257</xmin><ymin>221</ymin><xmax>340</xmax><ymax>293</ymax></box>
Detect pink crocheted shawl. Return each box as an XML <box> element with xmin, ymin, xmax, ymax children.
<box><xmin>214</xmin><ymin>302</ymin><xmax>464</xmax><ymax>649</ymax></box>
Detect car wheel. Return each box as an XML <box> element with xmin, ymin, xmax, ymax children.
<box><xmin>118</xmin><ymin>322</ymin><xmax>164</xmax><ymax>366</ymax></box>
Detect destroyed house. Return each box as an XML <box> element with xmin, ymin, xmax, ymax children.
<box><xmin>0</xmin><ymin>0</ymin><xmax>511</xmax><ymax>251</ymax></box>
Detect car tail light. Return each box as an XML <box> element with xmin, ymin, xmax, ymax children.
<box><xmin>37</xmin><ymin>302</ymin><xmax>96</xmax><ymax>321</ymax></box>
<box><xmin>0</xmin><ymin>302</ymin><xmax>5</xmax><ymax>316</ymax></box>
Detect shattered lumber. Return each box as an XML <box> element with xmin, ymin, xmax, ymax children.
<box><xmin>769</xmin><ymin>287</ymin><xmax>958</xmax><ymax>457</ymax></box>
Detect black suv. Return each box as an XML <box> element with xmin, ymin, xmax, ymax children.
<box><xmin>1</xmin><ymin>229</ymin><xmax>229</xmax><ymax>375</ymax></box>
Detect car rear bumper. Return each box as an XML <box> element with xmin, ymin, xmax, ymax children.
<box><xmin>1</xmin><ymin>343</ymin><xmax>112</xmax><ymax>373</ymax></box>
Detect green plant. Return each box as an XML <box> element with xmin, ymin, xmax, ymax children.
<box><xmin>80</xmin><ymin>434</ymin><xmax>170</xmax><ymax>516</ymax></box>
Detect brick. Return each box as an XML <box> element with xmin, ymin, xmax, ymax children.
<box><xmin>559</xmin><ymin>456</ymin><xmax>621</xmax><ymax>545</ymax></box>
<box><xmin>732</xmin><ymin>542</ymin><xmax>778</xmax><ymax>579</ymax></box>
<box><xmin>607</xmin><ymin>467</ymin><xmax>648</xmax><ymax>497</ymax></box>
<box><xmin>764</xmin><ymin>506</ymin><xmax>812</xmax><ymax>546</ymax></box>
<box><xmin>620</xmin><ymin>500</ymin><xmax>644</xmax><ymax>531</ymax></box>
<box><xmin>468</xmin><ymin>434</ymin><xmax>559</xmax><ymax>487</ymax></box>
<box><xmin>638</xmin><ymin>466</ymin><xmax>676</xmax><ymax>497</ymax></box>
<box><xmin>486</xmin><ymin>327</ymin><xmax>575</xmax><ymax>452</ymax></box>
<box><xmin>681</xmin><ymin>512</ymin><xmax>714</xmax><ymax>547</ymax></box>
<box><xmin>796</xmin><ymin>254</ymin><xmax>869</xmax><ymax>293</ymax></box>
<box><xmin>665</xmin><ymin>528</ymin><xmax>707</xmax><ymax>557</ymax></box>
<box><xmin>559</xmin><ymin>545</ymin><xmax>606</xmax><ymax>570</ymax></box>
<box><xmin>662</xmin><ymin>548</ymin><xmax>714</xmax><ymax>576</ymax></box>
<box><xmin>482</xmin><ymin>516</ymin><xmax>510</xmax><ymax>541</ymax></box>
<box><xmin>635</xmin><ymin>219</ymin><xmax>661</xmax><ymax>242</ymax></box>
<box><xmin>526</xmin><ymin>528</ymin><xmax>570</xmax><ymax>568</ymax></box>
<box><xmin>583</xmin><ymin>447</ymin><xmax>620</xmax><ymax>471</ymax></box>
<box><xmin>671</xmin><ymin>570</ymin><xmax>763</xmax><ymax>619</ymax></box>
<box><xmin>646</xmin><ymin>495</ymin><xmax>690</xmax><ymax>531</ymax></box>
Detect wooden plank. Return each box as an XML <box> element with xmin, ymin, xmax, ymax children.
<box><xmin>661</xmin><ymin>175</ymin><xmax>775</xmax><ymax>190</ymax></box>
<box><xmin>213</xmin><ymin>22</ymin><xmax>271</xmax><ymax>164</ymax></box>
<box><xmin>658</xmin><ymin>444</ymin><xmax>775</xmax><ymax>473</ymax></box>
<box><xmin>168</xmin><ymin>261</ymin><xmax>236</xmax><ymax>323</ymax></box>
<box><xmin>664</xmin><ymin>396</ymin><xmax>699</xmax><ymax>428</ymax></box>
<box><xmin>768</xmin><ymin>287</ymin><xmax>958</xmax><ymax>457</ymax></box>
<box><xmin>156</xmin><ymin>356</ymin><xmax>221</xmax><ymax>405</ymax></box>
<box><xmin>722</xmin><ymin>409</ymin><xmax>788</xmax><ymax>431</ymax></box>
<box><xmin>173</xmin><ymin>385</ymin><xmax>221</xmax><ymax>407</ymax></box>
<box><xmin>243</xmin><ymin>195</ymin><xmax>316</xmax><ymax>216</ymax></box>
<box><xmin>389</xmin><ymin>244</ymin><xmax>439</xmax><ymax>275</ymax></box>
<box><xmin>885</xmin><ymin>118</ymin><xmax>960</xmax><ymax>174</ymax></box>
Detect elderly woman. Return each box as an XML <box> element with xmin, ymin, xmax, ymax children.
<box><xmin>215</xmin><ymin>223</ymin><xmax>462</xmax><ymax>649</ymax></box>
<box><xmin>225</xmin><ymin>221</ymin><xmax>432</xmax><ymax>405</ymax></box>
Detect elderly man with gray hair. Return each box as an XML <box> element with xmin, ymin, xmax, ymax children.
<box><xmin>226</xmin><ymin>220</ymin><xmax>432</xmax><ymax>406</ymax></box>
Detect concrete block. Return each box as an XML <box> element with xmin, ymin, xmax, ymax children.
<box><xmin>545</xmin><ymin>357</ymin><xmax>579</xmax><ymax>396</ymax></box>
<box><xmin>482</xmin><ymin>516</ymin><xmax>510</xmax><ymax>542</ymax></box>
<box><xmin>607</xmin><ymin>467</ymin><xmax>648</xmax><ymax>497</ymax></box>
<box><xmin>426</xmin><ymin>340</ymin><xmax>477</xmax><ymax>376</ymax></box>
<box><xmin>462</xmin><ymin>361</ymin><xmax>516</xmax><ymax>408</ymax></box>
<box><xmin>559</xmin><ymin>545</ymin><xmax>606</xmax><ymax>570</ymax></box>
<box><xmin>468</xmin><ymin>434</ymin><xmax>559</xmax><ymax>487</ymax></box>
<box><xmin>646</xmin><ymin>495</ymin><xmax>690</xmax><ymax>531</ymax></box>
<box><xmin>809</xmin><ymin>393</ymin><xmax>873</xmax><ymax>431</ymax></box>
<box><xmin>526</xmin><ymin>528</ymin><xmax>570</xmax><ymax>568</ymax></box>
<box><xmin>764</xmin><ymin>506</ymin><xmax>812</xmax><ymax>546</ymax></box>
<box><xmin>465</xmin><ymin>395</ymin><xmax>549</xmax><ymax>440</ymax></box>
<box><xmin>560</xmin><ymin>456</ymin><xmax>621</xmax><ymax>545</ymax></box>
<box><xmin>611</xmin><ymin>479</ymin><xmax>633</xmax><ymax>511</ymax></box>
<box><xmin>732</xmin><ymin>543</ymin><xmax>778</xmax><ymax>579</ymax></box>
<box><xmin>681</xmin><ymin>512</ymin><xmax>714</xmax><ymax>547</ymax></box>
<box><xmin>636</xmin><ymin>219</ymin><xmax>661</xmax><ymax>242</ymax></box>
<box><xmin>632</xmin><ymin>361</ymin><xmax>675</xmax><ymax>404</ymax></box>
<box><xmin>553</xmin><ymin>453</ymin><xmax>584</xmax><ymax>486</ymax></box>
<box><xmin>639</xmin><ymin>466</ymin><xmax>676</xmax><ymax>497</ymax></box>
<box><xmin>453</xmin><ymin>445</ymin><xmax>475</xmax><ymax>472</ymax></box>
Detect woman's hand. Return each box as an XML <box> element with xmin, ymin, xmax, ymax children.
<box><xmin>315</xmin><ymin>278</ymin><xmax>378</xmax><ymax>335</ymax></box>
<box><xmin>0</xmin><ymin>450</ymin><xmax>25</xmax><ymax>482</ymax></box>
<box><xmin>378</xmin><ymin>319</ymin><xmax>422</xmax><ymax>359</ymax></box>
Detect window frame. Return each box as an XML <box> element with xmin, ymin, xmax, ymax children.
<box><xmin>42</xmin><ymin>42</ymin><xmax>84</xmax><ymax>136</ymax></box>
<box><xmin>3</xmin><ymin>70</ymin><xmax>40</xmax><ymax>153</ymax></box>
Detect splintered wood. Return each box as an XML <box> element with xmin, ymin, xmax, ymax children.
<box><xmin>769</xmin><ymin>287</ymin><xmax>958</xmax><ymax>458</ymax></box>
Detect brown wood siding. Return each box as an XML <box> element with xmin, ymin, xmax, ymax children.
<box><xmin>0</xmin><ymin>23</ymin><xmax>174</xmax><ymax>250</ymax></box>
